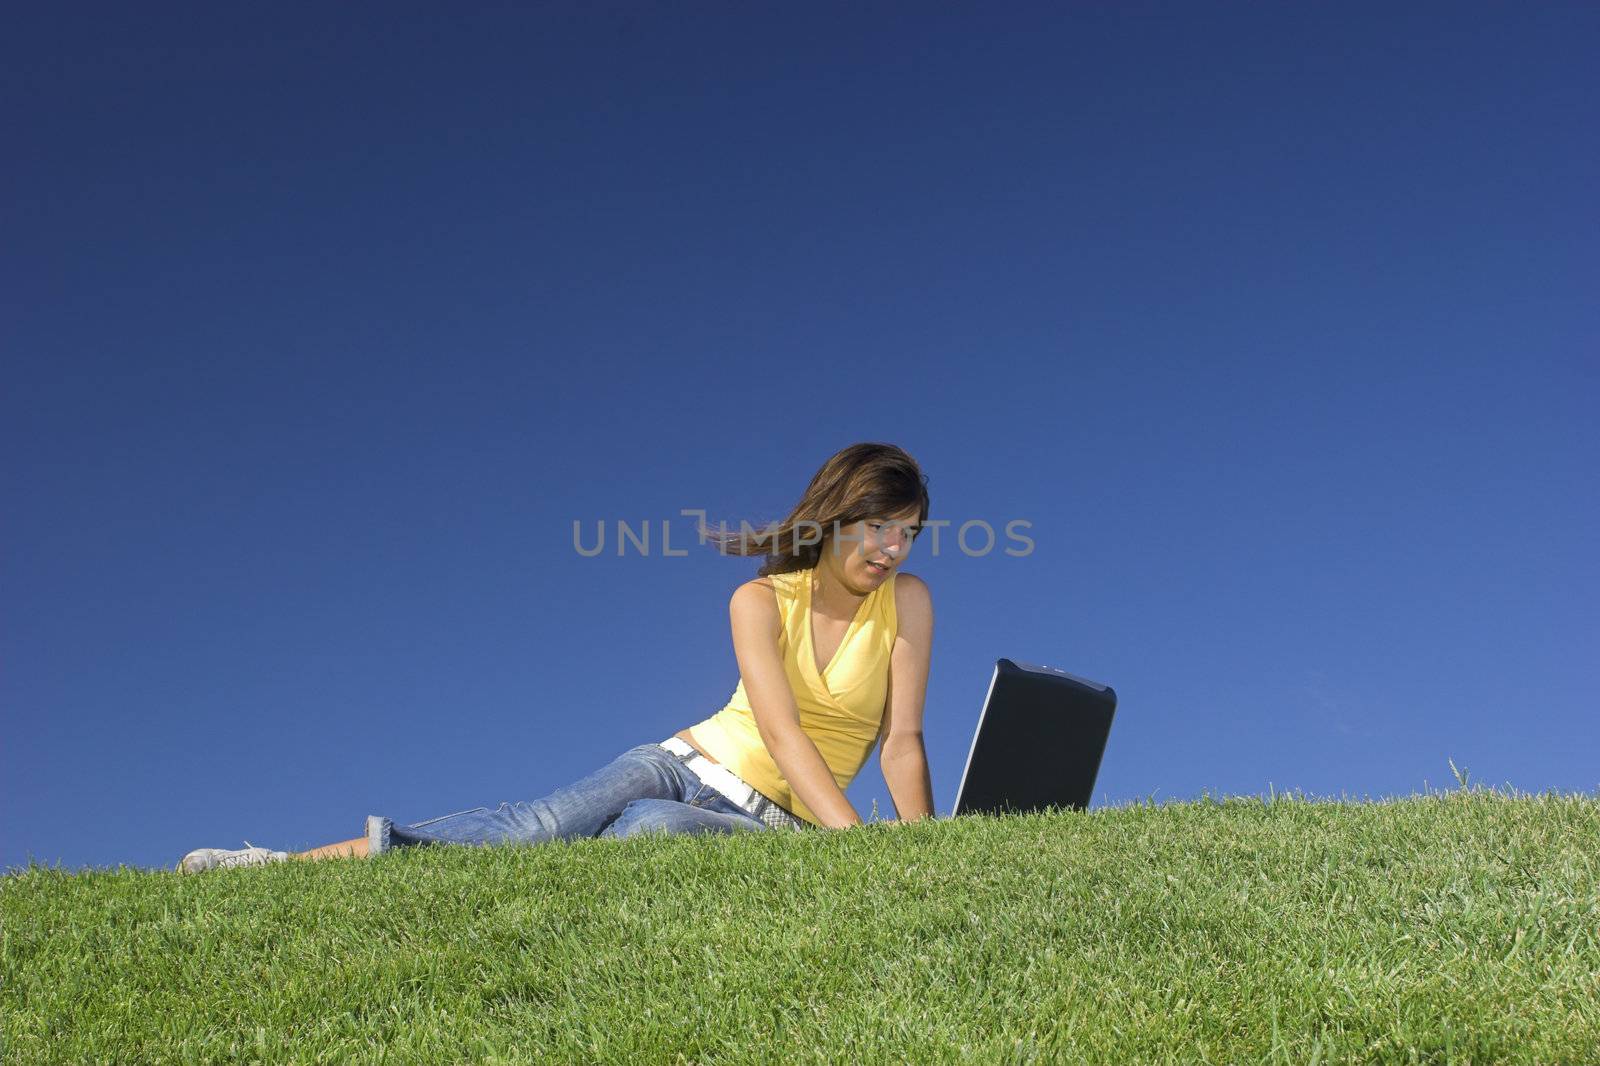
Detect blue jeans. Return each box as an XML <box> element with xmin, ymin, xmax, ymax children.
<box><xmin>367</xmin><ymin>741</ymin><xmax>804</xmax><ymax>854</ymax></box>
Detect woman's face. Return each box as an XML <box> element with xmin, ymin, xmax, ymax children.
<box><xmin>824</xmin><ymin>506</ymin><xmax>922</xmax><ymax>589</ymax></box>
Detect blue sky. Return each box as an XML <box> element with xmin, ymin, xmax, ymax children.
<box><xmin>4</xmin><ymin>4</ymin><xmax>1595</xmax><ymax>873</ymax></box>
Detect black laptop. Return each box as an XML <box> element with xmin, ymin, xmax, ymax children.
<box><xmin>951</xmin><ymin>658</ymin><xmax>1118</xmax><ymax>818</ymax></box>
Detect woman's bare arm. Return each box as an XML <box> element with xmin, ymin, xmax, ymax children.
<box><xmin>880</xmin><ymin>572</ymin><xmax>934</xmax><ymax>820</ymax></box>
<box><xmin>729</xmin><ymin>580</ymin><xmax>862</xmax><ymax>829</ymax></box>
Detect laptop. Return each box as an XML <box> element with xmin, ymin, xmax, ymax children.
<box><xmin>951</xmin><ymin>658</ymin><xmax>1117</xmax><ymax>818</ymax></box>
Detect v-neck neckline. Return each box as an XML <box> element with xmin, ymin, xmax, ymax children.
<box><xmin>803</xmin><ymin>571</ymin><xmax>873</xmax><ymax>681</ymax></box>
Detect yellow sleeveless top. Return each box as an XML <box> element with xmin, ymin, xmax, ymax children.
<box><xmin>687</xmin><ymin>566</ymin><xmax>898</xmax><ymax>826</ymax></box>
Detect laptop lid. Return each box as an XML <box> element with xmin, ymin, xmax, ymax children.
<box><xmin>952</xmin><ymin>658</ymin><xmax>1117</xmax><ymax>817</ymax></box>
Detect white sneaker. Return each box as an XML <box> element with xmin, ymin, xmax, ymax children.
<box><xmin>176</xmin><ymin>840</ymin><xmax>291</xmax><ymax>874</ymax></box>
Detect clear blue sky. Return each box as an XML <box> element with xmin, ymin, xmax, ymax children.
<box><xmin>4</xmin><ymin>4</ymin><xmax>1595</xmax><ymax>873</ymax></box>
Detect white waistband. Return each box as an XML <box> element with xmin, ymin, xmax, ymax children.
<box><xmin>658</xmin><ymin>737</ymin><xmax>762</xmax><ymax>810</ymax></box>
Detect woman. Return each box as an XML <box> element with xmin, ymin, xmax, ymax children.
<box><xmin>178</xmin><ymin>442</ymin><xmax>936</xmax><ymax>872</ymax></box>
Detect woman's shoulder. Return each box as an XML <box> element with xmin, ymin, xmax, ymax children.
<box><xmin>891</xmin><ymin>570</ymin><xmax>928</xmax><ymax>593</ymax></box>
<box><xmin>728</xmin><ymin>574</ymin><xmax>783</xmax><ymax>615</ymax></box>
<box><xmin>737</xmin><ymin>567</ymin><xmax>808</xmax><ymax>597</ymax></box>
<box><xmin>736</xmin><ymin>574</ymin><xmax>780</xmax><ymax>596</ymax></box>
<box><xmin>891</xmin><ymin>570</ymin><xmax>932</xmax><ymax>623</ymax></box>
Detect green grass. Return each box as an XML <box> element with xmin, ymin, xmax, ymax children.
<box><xmin>5</xmin><ymin>787</ymin><xmax>1598</xmax><ymax>1064</ymax></box>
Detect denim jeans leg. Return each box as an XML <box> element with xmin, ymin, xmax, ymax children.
<box><xmin>599</xmin><ymin>796</ymin><xmax>769</xmax><ymax>839</ymax></box>
<box><xmin>369</xmin><ymin>742</ymin><xmax>712</xmax><ymax>853</ymax></box>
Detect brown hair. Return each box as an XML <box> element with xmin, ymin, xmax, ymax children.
<box><xmin>702</xmin><ymin>442</ymin><xmax>931</xmax><ymax>576</ymax></box>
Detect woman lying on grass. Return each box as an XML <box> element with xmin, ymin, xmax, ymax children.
<box><xmin>178</xmin><ymin>441</ymin><xmax>936</xmax><ymax>872</ymax></box>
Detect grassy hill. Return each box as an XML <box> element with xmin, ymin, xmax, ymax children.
<box><xmin>4</xmin><ymin>788</ymin><xmax>1597</xmax><ymax>1064</ymax></box>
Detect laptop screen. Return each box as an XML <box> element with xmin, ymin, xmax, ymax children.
<box><xmin>952</xmin><ymin>658</ymin><xmax>1117</xmax><ymax>817</ymax></box>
